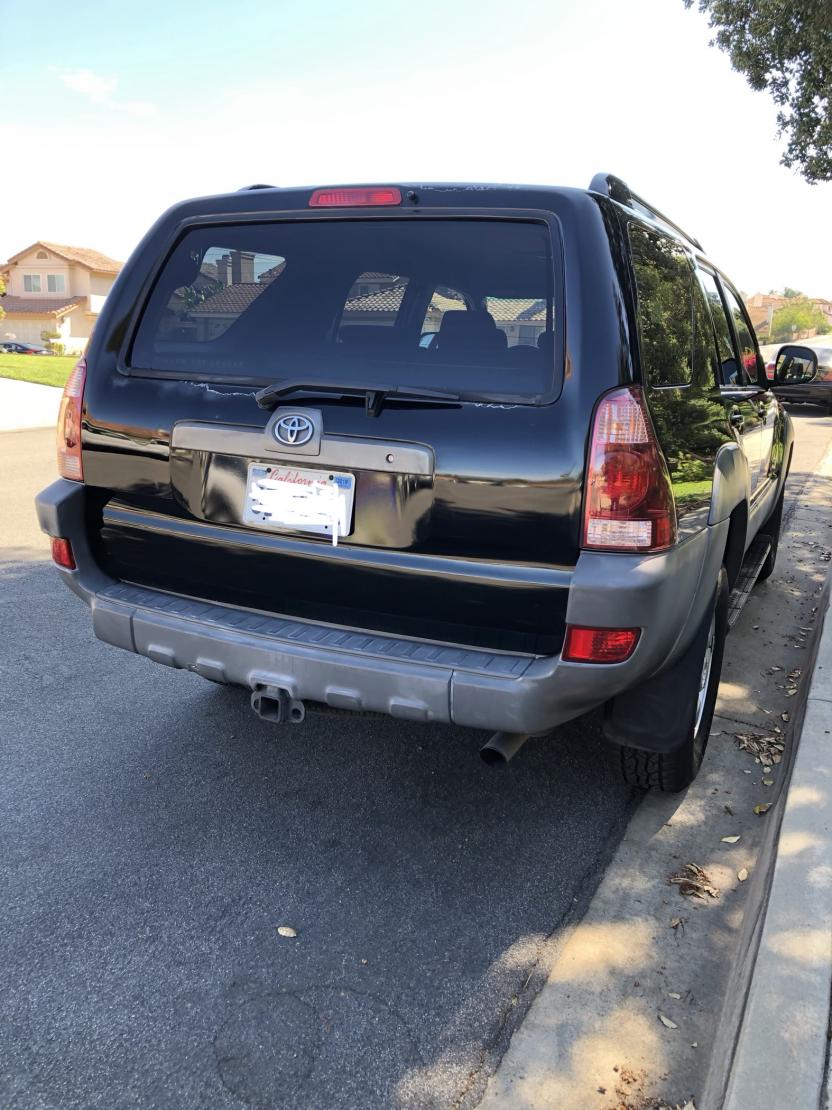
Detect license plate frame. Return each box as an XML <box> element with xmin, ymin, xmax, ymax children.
<box><xmin>243</xmin><ymin>462</ymin><xmax>355</xmax><ymax>542</ymax></box>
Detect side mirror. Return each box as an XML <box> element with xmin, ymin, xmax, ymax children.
<box><xmin>774</xmin><ymin>345</ymin><xmax>818</xmax><ymax>385</ymax></box>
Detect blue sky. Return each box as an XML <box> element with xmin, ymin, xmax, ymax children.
<box><xmin>3</xmin><ymin>0</ymin><xmax>831</xmax><ymax>295</ymax></box>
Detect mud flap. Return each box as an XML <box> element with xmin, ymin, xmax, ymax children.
<box><xmin>602</xmin><ymin>592</ymin><xmax>712</xmax><ymax>755</ymax></box>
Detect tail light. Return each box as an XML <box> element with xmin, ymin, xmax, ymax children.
<box><xmin>562</xmin><ymin>625</ymin><xmax>640</xmax><ymax>663</ymax></box>
<box><xmin>582</xmin><ymin>386</ymin><xmax>676</xmax><ymax>552</ymax></box>
<box><xmin>57</xmin><ymin>357</ymin><xmax>86</xmax><ymax>480</ymax></box>
<box><xmin>309</xmin><ymin>187</ymin><xmax>402</xmax><ymax>208</ymax></box>
<box><xmin>50</xmin><ymin>537</ymin><xmax>76</xmax><ymax>570</ymax></box>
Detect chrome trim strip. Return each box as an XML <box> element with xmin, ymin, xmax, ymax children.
<box><xmin>171</xmin><ymin>421</ymin><xmax>434</xmax><ymax>475</ymax></box>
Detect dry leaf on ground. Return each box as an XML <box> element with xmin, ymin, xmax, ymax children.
<box><xmin>658</xmin><ymin>1013</ymin><xmax>678</xmax><ymax>1029</ymax></box>
<box><xmin>734</xmin><ymin>733</ymin><xmax>785</xmax><ymax>764</ymax></box>
<box><xmin>753</xmin><ymin>803</ymin><xmax>773</xmax><ymax>816</ymax></box>
<box><xmin>670</xmin><ymin>863</ymin><xmax>719</xmax><ymax>899</ymax></box>
<box><xmin>738</xmin><ymin>868</ymin><xmax>749</xmax><ymax>882</ymax></box>
<box><xmin>721</xmin><ymin>835</ymin><xmax>740</xmax><ymax>844</ymax></box>
<box><xmin>275</xmin><ymin>925</ymin><xmax>298</xmax><ymax>937</ymax></box>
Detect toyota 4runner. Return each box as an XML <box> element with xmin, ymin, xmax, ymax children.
<box><xmin>36</xmin><ymin>174</ymin><xmax>819</xmax><ymax>791</ymax></box>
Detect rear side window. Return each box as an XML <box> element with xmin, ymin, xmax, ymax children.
<box><xmin>130</xmin><ymin>219</ymin><xmax>559</xmax><ymax>403</ymax></box>
<box><xmin>629</xmin><ymin>225</ymin><xmax>694</xmax><ymax>387</ymax></box>
<box><xmin>696</xmin><ymin>268</ymin><xmax>748</xmax><ymax>386</ymax></box>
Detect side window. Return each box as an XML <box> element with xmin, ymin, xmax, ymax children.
<box><xmin>629</xmin><ymin>224</ymin><xmax>694</xmax><ymax>387</ymax></box>
<box><xmin>340</xmin><ymin>272</ymin><xmax>409</xmax><ymax>332</ymax></box>
<box><xmin>722</xmin><ymin>283</ymin><xmax>763</xmax><ymax>384</ymax></box>
<box><xmin>696</xmin><ymin>269</ymin><xmax>743</xmax><ymax>385</ymax></box>
<box><xmin>485</xmin><ymin>297</ymin><xmax>547</xmax><ymax>349</ymax></box>
<box><xmin>421</xmin><ymin>286</ymin><xmax>467</xmax><ymax>339</ymax></box>
<box><xmin>156</xmin><ymin>247</ymin><xmax>286</xmax><ymax>343</ymax></box>
<box><xmin>690</xmin><ymin>271</ymin><xmax>719</xmax><ymax>388</ymax></box>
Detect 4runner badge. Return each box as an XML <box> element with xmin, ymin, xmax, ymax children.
<box><xmin>274</xmin><ymin>414</ymin><xmax>314</xmax><ymax>447</ymax></box>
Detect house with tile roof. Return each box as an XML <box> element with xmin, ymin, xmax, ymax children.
<box><xmin>1</xmin><ymin>241</ymin><xmax>123</xmax><ymax>354</ymax></box>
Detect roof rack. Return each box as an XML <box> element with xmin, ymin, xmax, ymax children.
<box><xmin>238</xmin><ymin>183</ymin><xmax>277</xmax><ymax>191</ymax></box>
<box><xmin>588</xmin><ymin>172</ymin><xmax>703</xmax><ymax>252</ymax></box>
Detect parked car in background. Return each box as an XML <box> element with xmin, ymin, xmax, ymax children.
<box><xmin>763</xmin><ymin>338</ymin><xmax>832</xmax><ymax>411</ymax></box>
<box><xmin>36</xmin><ymin>173</ymin><xmax>820</xmax><ymax>792</ymax></box>
<box><xmin>0</xmin><ymin>340</ymin><xmax>51</xmax><ymax>355</ymax></box>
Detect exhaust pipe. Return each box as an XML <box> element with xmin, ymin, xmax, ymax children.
<box><xmin>251</xmin><ymin>685</ymin><xmax>306</xmax><ymax>725</ymax></box>
<box><xmin>480</xmin><ymin>731</ymin><xmax>531</xmax><ymax>767</ymax></box>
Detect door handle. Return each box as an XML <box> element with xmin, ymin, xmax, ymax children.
<box><xmin>730</xmin><ymin>411</ymin><xmax>744</xmax><ymax>430</ymax></box>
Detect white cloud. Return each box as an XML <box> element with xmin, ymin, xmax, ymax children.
<box><xmin>52</xmin><ymin>67</ymin><xmax>155</xmax><ymax>118</ymax></box>
<box><xmin>58</xmin><ymin>68</ymin><xmax>117</xmax><ymax>103</ymax></box>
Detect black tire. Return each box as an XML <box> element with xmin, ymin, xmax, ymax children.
<box><xmin>609</xmin><ymin>568</ymin><xmax>729</xmax><ymax>792</ymax></box>
<box><xmin>757</xmin><ymin>485</ymin><xmax>785</xmax><ymax>583</ymax></box>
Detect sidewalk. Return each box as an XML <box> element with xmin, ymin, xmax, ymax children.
<box><xmin>716</xmin><ymin>591</ymin><xmax>832</xmax><ymax>1109</ymax></box>
<box><xmin>0</xmin><ymin>378</ymin><xmax>62</xmax><ymax>431</ymax></box>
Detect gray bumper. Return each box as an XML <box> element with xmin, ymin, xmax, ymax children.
<box><xmin>36</xmin><ymin>479</ymin><xmax>728</xmax><ymax>734</ymax></box>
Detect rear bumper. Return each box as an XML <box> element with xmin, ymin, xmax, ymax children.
<box><xmin>36</xmin><ymin>479</ymin><xmax>728</xmax><ymax>734</ymax></box>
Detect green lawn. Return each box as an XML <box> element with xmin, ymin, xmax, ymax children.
<box><xmin>0</xmin><ymin>353</ymin><xmax>77</xmax><ymax>389</ymax></box>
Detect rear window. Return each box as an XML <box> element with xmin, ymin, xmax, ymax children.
<box><xmin>130</xmin><ymin>219</ymin><xmax>559</xmax><ymax>403</ymax></box>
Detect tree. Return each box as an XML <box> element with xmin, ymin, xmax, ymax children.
<box><xmin>770</xmin><ymin>299</ymin><xmax>831</xmax><ymax>341</ymax></box>
<box><xmin>684</xmin><ymin>0</ymin><xmax>832</xmax><ymax>183</ymax></box>
<box><xmin>783</xmin><ymin>287</ymin><xmax>803</xmax><ymax>299</ymax></box>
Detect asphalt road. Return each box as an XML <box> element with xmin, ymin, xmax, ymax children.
<box><xmin>2</xmin><ymin>407</ymin><xmax>831</xmax><ymax>1110</ymax></box>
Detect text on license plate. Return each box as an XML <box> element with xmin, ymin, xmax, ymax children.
<box><xmin>243</xmin><ymin>463</ymin><xmax>355</xmax><ymax>545</ymax></box>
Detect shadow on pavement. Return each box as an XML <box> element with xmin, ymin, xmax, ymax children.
<box><xmin>0</xmin><ymin>557</ymin><xmax>636</xmax><ymax>1110</ymax></box>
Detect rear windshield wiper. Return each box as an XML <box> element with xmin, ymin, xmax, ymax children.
<box><xmin>255</xmin><ymin>379</ymin><xmax>463</xmax><ymax>417</ymax></box>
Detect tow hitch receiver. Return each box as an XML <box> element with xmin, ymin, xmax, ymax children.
<box><xmin>250</xmin><ymin>685</ymin><xmax>306</xmax><ymax>724</ymax></box>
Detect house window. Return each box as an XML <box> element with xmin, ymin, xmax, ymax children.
<box><xmin>47</xmin><ymin>274</ymin><xmax>66</xmax><ymax>294</ymax></box>
<box><xmin>24</xmin><ymin>275</ymin><xmax>42</xmax><ymax>292</ymax></box>
<box><xmin>36</xmin><ymin>250</ymin><xmax>49</xmax><ymax>259</ymax></box>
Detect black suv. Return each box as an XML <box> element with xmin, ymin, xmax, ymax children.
<box><xmin>36</xmin><ymin>175</ymin><xmax>819</xmax><ymax>791</ymax></box>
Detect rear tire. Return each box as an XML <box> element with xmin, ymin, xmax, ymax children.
<box><xmin>609</xmin><ymin>568</ymin><xmax>729</xmax><ymax>792</ymax></box>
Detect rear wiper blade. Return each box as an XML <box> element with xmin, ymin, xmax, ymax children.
<box><xmin>254</xmin><ymin>378</ymin><xmax>462</xmax><ymax>417</ymax></box>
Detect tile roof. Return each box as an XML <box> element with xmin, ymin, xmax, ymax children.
<box><xmin>748</xmin><ymin>307</ymin><xmax>771</xmax><ymax>330</ymax></box>
<box><xmin>343</xmin><ymin>282</ymin><xmax>407</xmax><ymax>314</ymax></box>
<box><xmin>35</xmin><ymin>242</ymin><xmax>123</xmax><ymax>273</ymax></box>
<box><xmin>0</xmin><ymin>295</ymin><xmax>86</xmax><ymax>315</ymax></box>
<box><xmin>487</xmin><ymin>298</ymin><xmax>547</xmax><ymax>322</ymax></box>
<box><xmin>190</xmin><ymin>284</ymin><xmax>265</xmax><ymax>315</ymax></box>
<box><xmin>429</xmin><ymin>293</ymin><xmax>465</xmax><ymax>314</ymax></box>
<box><xmin>259</xmin><ymin>261</ymin><xmax>287</xmax><ymax>282</ymax></box>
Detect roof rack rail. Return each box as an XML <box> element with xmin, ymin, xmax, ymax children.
<box><xmin>238</xmin><ymin>183</ymin><xmax>277</xmax><ymax>191</ymax></box>
<box><xmin>588</xmin><ymin>172</ymin><xmax>703</xmax><ymax>252</ymax></box>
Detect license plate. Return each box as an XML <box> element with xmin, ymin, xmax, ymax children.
<box><xmin>244</xmin><ymin>463</ymin><xmax>355</xmax><ymax>544</ymax></box>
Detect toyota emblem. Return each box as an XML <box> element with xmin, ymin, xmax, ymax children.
<box><xmin>274</xmin><ymin>414</ymin><xmax>314</xmax><ymax>446</ymax></box>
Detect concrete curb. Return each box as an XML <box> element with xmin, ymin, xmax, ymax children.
<box><xmin>718</xmin><ymin>596</ymin><xmax>832</xmax><ymax>1107</ymax></box>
